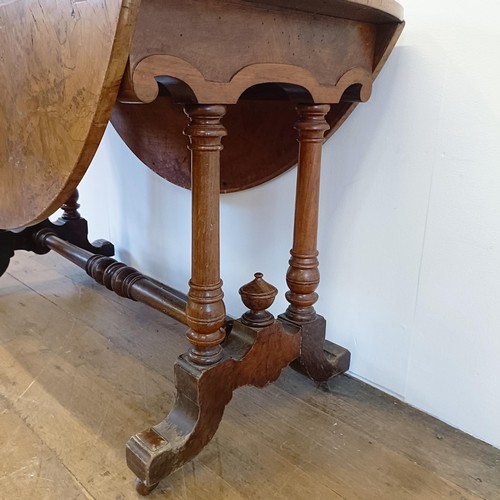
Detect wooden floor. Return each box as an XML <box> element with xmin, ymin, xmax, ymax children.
<box><xmin>0</xmin><ymin>252</ymin><xmax>499</xmax><ymax>500</ymax></box>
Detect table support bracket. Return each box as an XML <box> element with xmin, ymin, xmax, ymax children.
<box><xmin>128</xmin><ymin>319</ymin><xmax>301</xmax><ymax>495</ymax></box>
<box><xmin>0</xmin><ymin>190</ymin><xmax>113</xmax><ymax>277</ymax></box>
<box><xmin>280</xmin><ymin>314</ymin><xmax>350</xmax><ymax>382</ymax></box>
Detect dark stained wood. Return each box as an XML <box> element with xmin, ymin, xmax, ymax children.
<box><xmin>56</xmin><ymin>189</ymin><xmax>115</xmax><ymax>257</ymax></box>
<box><xmin>184</xmin><ymin>105</ymin><xmax>227</xmax><ymax>366</ymax></box>
<box><xmin>127</xmin><ymin>319</ymin><xmax>301</xmax><ymax>494</ymax></box>
<box><xmin>60</xmin><ymin>190</ymin><xmax>81</xmax><ymax>221</ymax></box>
<box><xmin>0</xmin><ymin>0</ymin><xmax>140</xmax><ymax>230</ymax></box>
<box><xmin>0</xmin><ymin>231</ymin><xmax>16</xmax><ymax>278</ymax></box>
<box><xmin>281</xmin><ymin>314</ymin><xmax>352</xmax><ymax>382</ymax></box>
<box><xmin>111</xmin><ymin>97</ymin><xmax>300</xmax><ymax>192</ymax></box>
<box><xmin>0</xmin><ymin>204</ymin><xmax>114</xmax><ymax>280</ymax></box>
<box><xmin>34</xmin><ymin>230</ymin><xmax>188</xmax><ymax>326</ymax></box>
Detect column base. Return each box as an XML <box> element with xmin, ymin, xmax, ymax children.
<box><xmin>279</xmin><ymin>314</ymin><xmax>350</xmax><ymax>382</ymax></box>
<box><xmin>127</xmin><ymin>319</ymin><xmax>300</xmax><ymax>494</ymax></box>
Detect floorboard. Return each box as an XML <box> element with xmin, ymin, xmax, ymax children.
<box><xmin>0</xmin><ymin>252</ymin><xmax>498</xmax><ymax>499</ymax></box>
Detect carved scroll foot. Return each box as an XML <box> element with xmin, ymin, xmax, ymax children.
<box><xmin>52</xmin><ymin>217</ymin><xmax>114</xmax><ymax>257</ymax></box>
<box><xmin>0</xmin><ymin>230</ymin><xmax>15</xmax><ymax>278</ymax></box>
<box><xmin>279</xmin><ymin>314</ymin><xmax>350</xmax><ymax>383</ymax></box>
<box><xmin>0</xmin><ymin>214</ymin><xmax>114</xmax><ymax>280</ymax></box>
<box><xmin>127</xmin><ymin>319</ymin><xmax>300</xmax><ymax>494</ymax></box>
<box><xmin>0</xmin><ymin>224</ymin><xmax>52</xmax><ymax>278</ymax></box>
<box><xmin>0</xmin><ymin>190</ymin><xmax>112</xmax><ymax>279</ymax></box>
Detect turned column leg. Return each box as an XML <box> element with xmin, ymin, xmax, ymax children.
<box><xmin>127</xmin><ymin>104</ymin><xmax>229</xmax><ymax>494</ymax></box>
<box><xmin>127</xmin><ymin>105</ymin><xmax>301</xmax><ymax>495</ymax></box>
<box><xmin>280</xmin><ymin>104</ymin><xmax>350</xmax><ymax>382</ymax></box>
<box><xmin>285</xmin><ymin>104</ymin><xmax>328</xmax><ymax>323</ymax></box>
<box><xmin>184</xmin><ymin>104</ymin><xmax>227</xmax><ymax>366</ymax></box>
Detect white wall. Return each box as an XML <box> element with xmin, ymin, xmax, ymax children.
<box><xmin>77</xmin><ymin>0</ymin><xmax>500</xmax><ymax>449</ymax></box>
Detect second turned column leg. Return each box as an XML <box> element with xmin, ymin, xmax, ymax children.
<box><xmin>285</xmin><ymin>104</ymin><xmax>329</xmax><ymax>323</ymax></box>
<box><xmin>281</xmin><ymin>104</ymin><xmax>351</xmax><ymax>382</ymax></box>
<box><xmin>183</xmin><ymin>104</ymin><xmax>227</xmax><ymax>366</ymax></box>
<box><xmin>127</xmin><ymin>104</ymin><xmax>300</xmax><ymax>494</ymax></box>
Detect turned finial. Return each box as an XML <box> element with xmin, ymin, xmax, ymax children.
<box><xmin>239</xmin><ymin>273</ymin><xmax>278</xmax><ymax>328</ymax></box>
<box><xmin>61</xmin><ymin>189</ymin><xmax>81</xmax><ymax>220</ymax></box>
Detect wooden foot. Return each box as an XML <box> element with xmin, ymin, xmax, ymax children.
<box><xmin>0</xmin><ymin>220</ymin><xmax>113</xmax><ymax>278</ymax></box>
<box><xmin>0</xmin><ymin>224</ymin><xmax>52</xmax><ymax>278</ymax></box>
<box><xmin>0</xmin><ymin>189</ymin><xmax>113</xmax><ymax>279</ymax></box>
<box><xmin>126</xmin><ymin>319</ymin><xmax>300</xmax><ymax>492</ymax></box>
<box><xmin>280</xmin><ymin>314</ymin><xmax>350</xmax><ymax>382</ymax></box>
<box><xmin>0</xmin><ymin>230</ymin><xmax>16</xmax><ymax>277</ymax></box>
<box><xmin>135</xmin><ymin>479</ymin><xmax>159</xmax><ymax>496</ymax></box>
<box><xmin>0</xmin><ymin>191</ymin><xmax>113</xmax><ymax>279</ymax></box>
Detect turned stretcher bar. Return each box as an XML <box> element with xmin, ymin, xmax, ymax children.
<box><xmin>36</xmin><ymin>228</ymin><xmax>189</xmax><ymax>326</ymax></box>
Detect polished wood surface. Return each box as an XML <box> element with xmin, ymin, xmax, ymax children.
<box><xmin>35</xmin><ymin>230</ymin><xmax>188</xmax><ymax>326</ymax></box>
<box><xmin>1</xmin><ymin>251</ymin><xmax>498</xmax><ymax>500</ymax></box>
<box><xmin>239</xmin><ymin>273</ymin><xmax>278</xmax><ymax>328</ymax></box>
<box><xmin>279</xmin><ymin>104</ymin><xmax>352</xmax><ymax>382</ymax></box>
<box><xmin>241</xmin><ymin>0</ymin><xmax>404</xmax><ymax>23</ymax></box>
<box><xmin>112</xmin><ymin>0</ymin><xmax>404</xmax><ymax>191</ymax></box>
<box><xmin>286</xmin><ymin>105</ymin><xmax>330</xmax><ymax>323</ymax></box>
<box><xmin>111</xmin><ymin>97</ymin><xmax>301</xmax><ymax>192</ymax></box>
<box><xmin>0</xmin><ymin>0</ymin><xmax>404</xmax><ymax>223</ymax></box>
<box><xmin>0</xmin><ymin>0</ymin><xmax>140</xmax><ymax>230</ymax></box>
<box><xmin>184</xmin><ymin>105</ymin><xmax>227</xmax><ymax>366</ymax></box>
<box><xmin>125</xmin><ymin>0</ymin><xmax>401</xmax><ymax>98</ymax></box>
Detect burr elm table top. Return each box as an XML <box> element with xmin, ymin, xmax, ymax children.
<box><xmin>0</xmin><ymin>0</ymin><xmax>140</xmax><ymax>230</ymax></box>
<box><xmin>0</xmin><ymin>0</ymin><xmax>403</xmax><ymax>230</ymax></box>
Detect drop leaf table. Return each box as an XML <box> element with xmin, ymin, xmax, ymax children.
<box><xmin>0</xmin><ymin>0</ymin><xmax>403</xmax><ymax>494</ymax></box>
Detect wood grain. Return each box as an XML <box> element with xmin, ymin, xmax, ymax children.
<box><xmin>127</xmin><ymin>320</ymin><xmax>300</xmax><ymax>492</ymax></box>
<box><xmin>0</xmin><ymin>0</ymin><xmax>404</xmax><ymax>225</ymax></box>
<box><xmin>126</xmin><ymin>0</ymin><xmax>377</xmax><ymax>104</ymax></box>
<box><xmin>111</xmin><ymin>96</ymin><xmax>302</xmax><ymax>192</ymax></box>
<box><xmin>184</xmin><ymin>105</ymin><xmax>227</xmax><ymax>365</ymax></box>
<box><xmin>240</xmin><ymin>0</ymin><xmax>404</xmax><ymax>23</ymax></box>
<box><xmin>0</xmin><ymin>396</ymin><xmax>91</xmax><ymax>499</ymax></box>
<box><xmin>0</xmin><ymin>0</ymin><xmax>140</xmax><ymax>230</ymax></box>
<box><xmin>1</xmin><ymin>251</ymin><xmax>499</xmax><ymax>499</ymax></box>
<box><xmin>285</xmin><ymin>105</ymin><xmax>330</xmax><ymax>322</ymax></box>
<box><xmin>112</xmin><ymin>0</ymin><xmax>404</xmax><ymax>192</ymax></box>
